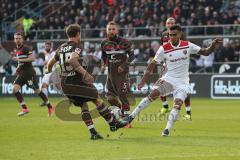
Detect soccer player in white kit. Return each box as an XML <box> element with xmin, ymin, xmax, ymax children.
<box><xmin>125</xmin><ymin>24</ymin><xmax>222</xmax><ymax>136</ymax></box>
<box><xmin>40</xmin><ymin>41</ymin><xmax>62</xmax><ymax>106</ymax></box>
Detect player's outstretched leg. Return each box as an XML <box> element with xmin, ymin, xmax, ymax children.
<box><xmin>121</xmin><ymin>103</ymin><xmax>132</xmax><ymax>128</ymax></box>
<box><xmin>183</xmin><ymin>95</ymin><xmax>191</xmax><ymax>120</ymax></box>
<box><xmin>37</xmin><ymin>89</ymin><xmax>54</xmax><ymax>116</ymax></box>
<box><xmin>93</xmin><ymin>98</ymin><xmax>128</xmax><ymax>132</ymax></box>
<box><xmin>13</xmin><ymin>84</ymin><xmax>29</xmax><ymax>116</ymax></box>
<box><xmin>162</xmin><ymin>98</ymin><xmax>183</xmax><ymax>137</ymax></box>
<box><xmin>125</xmin><ymin>89</ymin><xmax>160</xmax><ymax>124</ymax></box>
<box><xmin>80</xmin><ymin>103</ymin><xmax>103</xmax><ymax>140</ymax></box>
<box><xmin>159</xmin><ymin>96</ymin><xmax>170</xmax><ymax>116</ymax></box>
<box><xmin>118</xmin><ymin>92</ymin><xmax>132</xmax><ymax>128</ymax></box>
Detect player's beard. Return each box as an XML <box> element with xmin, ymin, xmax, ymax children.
<box><xmin>16</xmin><ymin>41</ymin><xmax>23</xmax><ymax>47</ymax></box>
<box><xmin>45</xmin><ymin>49</ymin><xmax>51</xmax><ymax>52</ymax></box>
<box><xmin>108</xmin><ymin>34</ymin><xmax>118</xmax><ymax>41</ymax></box>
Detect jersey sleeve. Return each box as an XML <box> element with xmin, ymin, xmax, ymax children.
<box><xmin>23</xmin><ymin>46</ymin><xmax>32</xmax><ymax>55</ymax></box>
<box><xmin>189</xmin><ymin>42</ymin><xmax>201</xmax><ymax>55</ymax></box>
<box><xmin>153</xmin><ymin>46</ymin><xmax>164</xmax><ymax>63</ymax></box>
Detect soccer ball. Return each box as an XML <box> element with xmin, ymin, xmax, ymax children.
<box><xmin>110</xmin><ymin>106</ymin><xmax>122</xmax><ymax>120</ymax></box>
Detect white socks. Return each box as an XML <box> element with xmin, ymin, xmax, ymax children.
<box><xmin>162</xmin><ymin>101</ymin><xmax>168</xmax><ymax>106</ymax></box>
<box><xmin>130</xmin><ymin>97</ymin><xmax>151</xmax><ymax>118</ymax></box>
<box><xmin>165</xmin><ymin>108</ymin><xmax>180</xmax><ymax>131</ymax></box>
<box><xmin>185</xmin><ymin>106</ymin><xmax>191</xmax><ymax>112</ymax></box>
<box><xmin>42</xmin><ymin>88</ymin><xmax>48</xmax><ymax>98</ymax></box>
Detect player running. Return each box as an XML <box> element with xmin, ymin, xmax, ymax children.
<box><xmin>159</xmin><ymin>17</ymin><xmax>191</xmax><ymax>120</ymax></box>
<box><xmin>101</xmin><ymin>21</ymin><xmax>134</xmax><ymax>122</ymax></box>
<box><xmin>125</xmin><ymin>24</ymin><xmax>221</xmax><ymax>136</ymax></box>
<box><xmin>40</xmin><ymin>41</ymin><xmax>62</xmax><ymax>107</ymax></box>
<box><xmin>12</xmin><ymin>32</ymin><xmax>54</xmax><ymax>117</ymax></box>
<box><xmin>47</xmin><ymin>24</ymin><xmax>128</xmax><ymax>140</ymax></box>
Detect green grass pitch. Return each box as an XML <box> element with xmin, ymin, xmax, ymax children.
<box><xmin>0</xmin><ymin>97</ymin><xmax>240</xmax><ymax>160</ymax></box>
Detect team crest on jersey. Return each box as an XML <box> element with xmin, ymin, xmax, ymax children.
<box><xmin>183</xmin><ymin>50</ymin><xmax>187</xmax><ymax>55</ymax></box>
<box><xmin>75</xmin><ymin>48</ymin><xmax>81</xmax><ymax>54</ymax></box>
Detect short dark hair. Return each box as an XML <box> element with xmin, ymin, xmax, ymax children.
<box><xmin>169</xmin><ymin>24</ymin><xmax>182</xmax><ymax>32</ymax></box>
<box><xmin>107</xmin><ymin>21</ymin><xmax>117</xmax><ymax>26</ymax></box>
<box><xmin>14</xmin><ymin>32</ymin><xmax>23</xmax><ymax>37</ymax></box>
<box><xmin>65</xmin><ymin>24</ymin><xmax>80</xmax><ymax>38</ymax></box>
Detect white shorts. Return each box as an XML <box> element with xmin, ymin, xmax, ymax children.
<box><xmin>42</xmin><ymin>69</ymin><xmax>61</xmax><ymax>85</ymax></box>
<box><xmin>152</xmin><ymin>78</ymin><xmax>189</xmax><ymax>101</ymax></box>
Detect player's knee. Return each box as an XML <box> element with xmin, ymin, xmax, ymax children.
<box><xmin>41</xmin><ymin>83</ymin><xmax>48</xmax><ymax>88</ymax></box>
<box><xmin>12</xmin><ymin>84</ymin><xmax>20</xmax><ymax>93</ymax></box>
<box><xmin>149</xmin><ymin>89</ymin><xmax>160</xmax><ymax>101</ymax></box>
<box><xmin>173</xmin><ymin>98</ymin><xmax>183</xmax><ymax>110</ymax></box>
<box><xmin>34</xmin><ymin>89</ymin><xmax>40</xmax><ymax>94</ymax></box>
<box><xmin>106</xmin><ymin>95</ymin><xmax>119</xmax><ymax>105</ymax></box>
<box><xmin>106</xmin><ymin>95</ymin><xmax>115</xmax><ymax>101</ymax></box>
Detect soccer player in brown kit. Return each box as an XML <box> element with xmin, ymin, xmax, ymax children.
<box><xmin>47</xmin><ymin>24</ymin><xmax>128</xmax><ymax>140</ymax></box>
<box><xmin>12</xmin><ymin>32</ymin><xmax>54</xmax><ymax>117</ymax></box>
<box><xmin>101</xmin><ymin>21</ymin><xmax>134</xmax><ymax>127</ymax></box>
<box><xmin>158</xmin><ymin>17</ymin><xmax>192</xmax><ymax>120</ymax></box>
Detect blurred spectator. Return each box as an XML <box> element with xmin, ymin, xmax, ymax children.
<box><xmin>22</xmin><ymin>14</ymin><xmax>35</xmax><ymax>39</ymax></box>
<box><xmin>3</xmin><ymin>60</ymin><xmax>12</xmax><ymax>75</ymax></box>
<box><xmin>11</xmin><ymin>0</ymin><xmax>236</xmax><ymax>39</ymax></box>
<box><xmin>222</xmin><ymin>41</ymin><xmax>235</xmax><ymax>62</ymax></box>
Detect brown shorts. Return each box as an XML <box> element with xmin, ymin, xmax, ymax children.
<box><xmin>13</xmin><ymin>73</ymin><xmax>39</xmax><ymax>90</ymax></box>
<box><xmin>61</xmin><ymin>75</ymin><xmax>99</xmax><ymax>106</ymax></box>
<box><xmin>105</xmin><ymin>75</ymin><xmax>129</xmax><ymax>97</ymax></box>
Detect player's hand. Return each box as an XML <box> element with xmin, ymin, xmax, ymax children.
<box><xmin>137</xmin><ymin>82</ymin><xmax>145</xmax><ymax>90</ymax></box>
<box><xmin>84</xmin><ymin>72</ymin><xmax>94</xmax><ymax>84</ymax></box>
<box><xmin>118</xmin><ymin>66</ymin><xmax>125</xmax><ymax>73</ymax></box>
<box><xmin>12</xmin><ymin>57</ymin><xmax>18</xmax><ymax>61</ymax></box>
<box><xmin>212</xmin><ymin>38</ymin><xmax>222</xmax><ymax>49</ymax></box>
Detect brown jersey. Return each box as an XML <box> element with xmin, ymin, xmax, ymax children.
<box><xmin>13</xmin><ymin>44</ymin><xmax>38</xmax><ymax>88</ymax></box>
<box><xmin>54</xmin><ymin>41</ymin><xmax>98</xmax><ymax>105</ymax></box>
<box><xmin>15</xmin><ymin>44</ymin><xmax>35</xmax><ymax>75</ymax></box>
<box><xmin>101</xmin><ymin>36</ymin><xmax>134</xmax><ymax>76</ymax></box>
<box><xmin>54</xmin><ymin>41</ymin><xmax>82</xmax><ymax>77</ymax></box>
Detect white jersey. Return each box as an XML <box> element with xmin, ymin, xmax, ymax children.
<box><xmin>45</xmin><ymin>50</ymin><xmax>55</xmax><ymax>63</ymax></box>
<box><xmin>44</xmin><ymin>50</ymin><xmax>56</xmax><ymax>71</ymax></box>
<box><xmin>154</xmin><ymin>40</ymin><xmax>201</xmax><ymax>87</ymax></box>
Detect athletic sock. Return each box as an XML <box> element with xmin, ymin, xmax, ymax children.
<box><xmin>165</xmin><ymin>108</ymin><xmax>180</xmax><ymax>131</ymax></box>
<box><xmin>186</xmin><ymin>106</ymin><xmax>191</xmax><ymax>115</ymax></box>
<box><xmin>81</xmin><ymin>109</ymin><xmax>97</xmax><ymax>134</ymax></box>
<box><xmin>42</xmin><ymin>88</ymin><xmax>48</xmax><ymax>98</ymax></box>
<box><xmin>14</xmin><ymin>91</ymin><xmax>27</xmax><ymax>109</ymax></box>
<box><xmin>96</xmin><ymin>103</ymin><xmax>113</xmax><ymax>123</ymax></box>
<box><xmin>38</xmin><ymin>91</ymin><xmax>52</xmax><ymax>109</ymax></box>
<box><xmin>130</xmin><ymin>97</ymin><xmax>151</xmax><ymax>118</ymax></box>
<box><xmin>160</xmin><ymin>96</ymin><xmax>168</xmax><ymax>109</ymax></box>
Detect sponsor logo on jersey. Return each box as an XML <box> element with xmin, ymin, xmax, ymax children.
<box><xmin>74</xmin><ymin>48</ymin><xmax>81</xmax><ymax>54</ymax></box>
